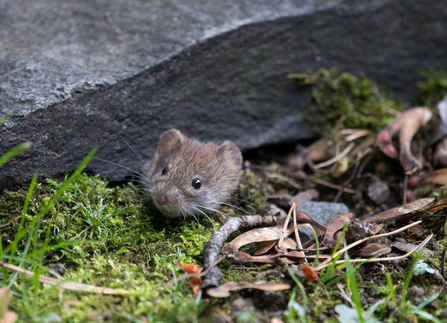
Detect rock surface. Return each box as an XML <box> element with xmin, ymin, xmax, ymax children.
<box><xmin>1</xmin><ymin>0</ymin><xmax>447</xmax><ymax>187</ymax></box>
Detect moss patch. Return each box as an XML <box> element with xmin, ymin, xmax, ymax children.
<box><xmin>288</xmin><ymin>67</ymin><xmax>406</xmax><ymax>136</ymax></box>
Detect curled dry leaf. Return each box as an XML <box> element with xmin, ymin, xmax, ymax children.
<box><xmin>206</xmin><ymin>281</ymin><xmax>291</xmax><ymax>298</ymax></box>
<box><xmin>355</xmin><ymin>243</ymin><xmax>391</xmax><ymax>257</ymax></box>
<box><xmin>222</xmin><ymin>226</ymin><xmax>286</xmax><ymax>256</ymax></box>
<box><xmin>254</xmin><ymin>237</ymin><xmax>297</xmax><ymax>256</ymax></box>
<box><xmin>377</xmin><ymin>107</ymin><xmax>432</xmax><ymax>174</ymax></box>
<box><xmin>430</xmin><ymin>95</ymin><xmax>447</xmax><ymax>168</ymax></box>
<box><xmin>288</xmin><ymin>139</ymin><xmax>333</xmax><ymax>172</ymax></box>
<box><xmin>408</xmin><ymin>168</ymin><xmax>447</xmax><ymax>188</ymax></box>
<box><xmin>322</xmin><ymin>213</ymin><xmax>354</xmax><ymax>249</ymax></box>
<box><xmin>289</xmin><ymin>188</ymin><xmax>319</xmax><ymax>206</ymax></box>
<box><xmin>181</xmin><ymin>264</ymin><xmax>202</xmax><ymax>296</ymax></box>
<box><xmin>302</xmin><ymin>265</ymin><xmax>319</xmax><ymax>280</ymax></box>
<box><xmin>361</xmin><ymin>197</ymin><xmax>434</xmax><ymax>223</ymax></box>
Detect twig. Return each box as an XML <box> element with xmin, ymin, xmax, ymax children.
<box><xmin>315</xmin><ymin>234</ymin><xmax>433</xmax><ymax>271</ymax></box>
<box><xmin>314</xmin><ymin>221</ymin><xmax>422</xmax><ymax>271</ymax></box>
<box><xmin>334</xmin><ymin>159</ymin><xmax>360</xmax><ymax>202</ymax></box>
<box><xmin>308</xmin><ymin>178</ymin><xmax>357</xmax><ymax>194</ymax></box>
<box><xmin>403</xmin><ymin>175</ymin><xmax>408</xmax><ymax>204</ymax></box>
<box><xmin>314</xmin><ymin>142</ymin><xmax>355</xmax><ymax>169</ymax></box>
<box><xmin>278</xmin><ymin>202</ymin><xmax>295</xmax><ymax>248</ymax></box>
<box><xmin>356</xmin><ymin>147</ymin><xmax>380</xmax><ymax>178</ymax></box>
<box><xmin>201</xmin><ymin>215</ymin><xmax>279</xmax><ymax>291</ymax></box>
<box><xmin>293</xmin><ymin>204</ymin><xmax>306</xmax><ymax>261</ymax></box>
<box><xmin>1</xmin><ymin>262</ymin><xmax>130</xmax><ymax>295</ymax></box>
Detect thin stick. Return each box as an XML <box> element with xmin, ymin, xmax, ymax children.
<box><xmin>315</xmin><ymin>234</ymin><xmax>433</xmax><ymax>271</ymax></box>
<box><xmin>278</xmin><ymin>202</ymin><xmax>294</xmax><ymax>248</ymax></box>
<box><xmin>314</xmin><ymin>221</ymin><xmax>422</xmax><ymax>271</ymax></box>
<box><xmin>314</xmin><ymin>142</ymin><xmax>355</xmax><ymax>169</ymax></box>
<box><xmin>334</xmin><ymin>159</ymin><xmax>360</xmax><ymax>202</ymax></box>
<box><xmin>1</xmin><ymin>262</ymin><xmax>130</xmax><ymax>295</ymax></box>
<box><xmin>403</xmin><ymin>175</ymin><xmax>408</xmax><ymax>204</ymax></box>
<box><xmin>292</xmin><ymin>204</ymin><xmax>306</xmax><ymax>261</ymax></box>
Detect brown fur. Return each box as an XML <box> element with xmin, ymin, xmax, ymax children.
<box><xmin>143</xmin><ymin>129</ymin><xmax>243</xmax><ymax>218</ymax></box>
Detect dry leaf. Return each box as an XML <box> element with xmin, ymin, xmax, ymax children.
<box><xmin>361</xmin><ymin>197</ymin><xmax>434</xmax><ymax>223</ymax></box>
<box><xmin>282</xmin><ymin>237</ymin><xmax>297</xmax><ymax>250</ymax></box>
<box><xmin>323</xmin><ymin>213</ymin><xmax>354</xmax><ymax>248</ymax></box>
<box><xmin>430</xmin><ymin>95</ymin><xmax>447</xmax><ymax>168</ymax></box>
<box><xmin>355</xmin><ymin>243</ymin><xmax>391</xmax><ymax>257</ymax></box>
<box><xmin>302</xmin><ymin>265</ymin><xmax>318</xmax><ymax>280</ymax></box>
<box><xmin>181</xmin><ymin>264</ymin><xmax>202</xmax><ymax>296</ymax></box>
<box><xmin>206</xmin><ymin>281</ymin><xmax>291</xmax><ymax>298</ymax></box>
<box><xmin>222</xmin><ymin>226</ymin><xmax>285</xmax><ymax>256</ymax></box>
<box><xmin>289</xmin><ymin>189</ymin><xmax>319</xmax><ymax>206</ymax></box>
<box><xmin>377</xmin><ymin>107</ymin><xmax>432</xmax><ymax>173</ymax></box>
<box><xmin>255</xmin><ymin>240</ymin><xmax>278</xmax><ymax>256</ymax></box>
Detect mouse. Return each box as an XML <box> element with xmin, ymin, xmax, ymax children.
<box><xmin>142</xmin><ymin>129</ymin><xmax>243</xmax><ymax>219</ymax></box>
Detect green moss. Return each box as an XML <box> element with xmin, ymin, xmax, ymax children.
<box><xmin>0</xmin><ymin>174</ymin><xmax>220</xmax><ymax>322</ymax></box>
<box><xmin>288</xmin><ymin>67</ymin><xmax>406</xmax><ymax>136</ymax></box>
<box><xmin>418</xmin><ymin>68</ymin><xmax>447</xmax><ymax>108</ymax></box>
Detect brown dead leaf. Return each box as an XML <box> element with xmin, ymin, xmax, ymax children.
<box><xmin>294</xmin><ymin>211</ymin><xmax>327</xmax><ymax>237</ymax></box>
<box><xmin>206</xmin><ymin>281</ymin><xmax>291</xmax><ymax>298</ymax></box>
<box><xmin>288</xmin><ymin>139</ymin><xmax>333</xmax><ymax>172</ymax></box>
<box><xmin>430</xmin><ymin>95</ymin><xmax>447</xmax><ymax>168</ymax></box>
<box><xmin>222</xmin><ymin>227</ymin><xmax>286</xmax><ymax>256</ymax></box>
<box><xmin>422</xmin><ymin>168</ymin><xmax>447</xmax><ymax>186</ymax></box>
<box><xmin>323</xmin><ymin>213</ymin><xmax>354</xmax><ymax>248</ymax></box>
<box><xmin>0</xmin><ymin>287</ymin><xmax>17</xmax><ymax>323</ymax></box>
<box><xmin>355</xmin><ymin>243</ymin><xmax>391</xmax><ymax>257</ymax></box>
<box><xmin>289</xmin><ymin>189</ymin><xmax>319</xmax><ymax>206</ymax></box>
<box><xmin>255</xmin><ymin>240</ymin><xmax>278</xmax><ymax>256</ymax></box>
<box><xmin>282</xmin><ymin>237</ymin><xmax>297</xmax><ymax>250</ymax></box>
<box><xmin>361</xmin><ymin>197</ymin><xmax>434</xmax><ymax>223</ymax></box>
<box><xmin>377</xmin><ymin>107</ymin><xmax>432</xmax><ymax>174</ymax></box>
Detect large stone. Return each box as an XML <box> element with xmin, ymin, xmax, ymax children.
<box><xmin>1</xmin><ymin>0</ymin><xmax>446</xmax><ymax>188</ymax></box>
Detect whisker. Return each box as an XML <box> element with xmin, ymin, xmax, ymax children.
<box><xmin>94</xmin><ymin>157</ymin><xmax>146</xmax><ymax>178</ymax></box>
<box><xmin>193</xmin><ymin>207</ymin><xmax>213</xmax><ymax>223</ymax></box>
<box><xmin>196</xmin><ymin>205</ymin><xmax>229</xmax><ymax>219</ymax></box>
<box><xmin>113</xmin><ymin>127</ymin><xmax>146</xmax><ymax>164</ymax></box>
<box><xmin>217</xmin><ymin>202</ymin><xmax>250</xmax><ymax>215</ymax></box>
<box><xmin>190</xmin><ymin>211</ymin><xmax>200</xmax><ymax>224</ymax></box>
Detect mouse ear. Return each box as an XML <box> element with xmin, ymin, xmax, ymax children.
<box><xmin>156</xmin><ymin>129</ymin><xmax>185</xmax><ymax>157</ymax></box>
<box><xmin>218</xmin><ymin>141</ymin><xmax>243</xmax><ymax>167</ymax></box>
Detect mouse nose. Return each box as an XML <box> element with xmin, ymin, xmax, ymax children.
<box><xmin>157</xmin><ymin>193</ymin><xmax>169</xmax><ymax>206</ymax></box>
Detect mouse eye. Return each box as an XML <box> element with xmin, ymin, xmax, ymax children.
<box><xmin>161</xmin><ymin>167</ymin><xmax>169</xmax><ymax>175</ymax></box>
<box><xmin>191</xmin><ymin>178</ymin><xmax>202</xmax><ymax>190</ymax></box>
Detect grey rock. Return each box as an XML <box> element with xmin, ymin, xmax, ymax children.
<box><xmin>368</xmin><ymin>180</ymin><xmax>390</xmax><ymax>205</ymax></box>
<box><xmin>296</xmin><ymin>201</ymin><xmax>349</xmax><ymax>243</ymax></box>
<box><xmin>1</xmin><ymin>0</ymin><xmax>447</xmax><ymax>188</ymax></box>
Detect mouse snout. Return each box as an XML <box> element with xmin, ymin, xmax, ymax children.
<box><xmin>156</xmin><ymin>193</ymin><xmax>169</xmax><ymax>206</ymax></box>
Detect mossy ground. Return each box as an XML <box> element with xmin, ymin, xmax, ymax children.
<box><xmin>1</xmin><ymin>68</ymin><xmax>447</xmax><ymax>322</ymax></box>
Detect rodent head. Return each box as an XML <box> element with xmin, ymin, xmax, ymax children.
<box><xmin>143</xmin><ymin>129</ymin><xmax>243</xmax><ymax>218</ymax></box>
